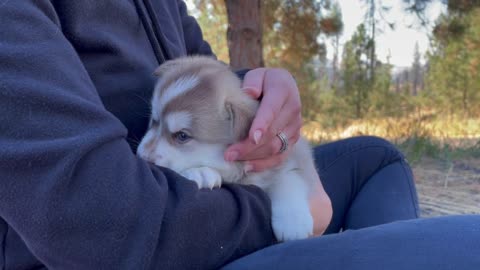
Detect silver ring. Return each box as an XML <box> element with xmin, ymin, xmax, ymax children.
<box><xmin>276</xmin><ymin>131</ymin><xmax>289</xmax><ymax>154</ymax></box>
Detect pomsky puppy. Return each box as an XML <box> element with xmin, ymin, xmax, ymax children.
<box><xmin>137</xmin><ymin>56</ymin><xmax>320</xmax><ymax>241</ymax></box>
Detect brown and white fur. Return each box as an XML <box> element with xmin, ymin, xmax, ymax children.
<box><xmin>137</xmin><ymin>56</ymin><xmax>319</xmax><ymax>241</ymax></box>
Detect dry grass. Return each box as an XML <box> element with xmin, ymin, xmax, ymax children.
<box><xmin>302</xmin><ymin>113</ymin><xmax>480</xmax><ymax>145</ymax></box>
<box><xmin>302</xmin><ymin>113</ymin><xmax>480</xmax><ymax>217</ymax></box>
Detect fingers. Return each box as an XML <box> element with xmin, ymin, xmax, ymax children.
<box><xmin>224</xmin><ymin>120</ymin><xmax>298</xmax><ymax>173</ymax></box>
<box><xmin>237</xmin><ymin>105</ymin><xmax>300</xmax><ymax>161</ymax></box>
<box><xmin>269</xmin><ymin>95</ymin><xmax>302</xmax><ymax>145</ymax></box>
<box><xmin>236</xmin><ymin>72</ymin><xmax>302</xmax><ymax>160</ymax></box>
<box><xmin>242</xmin><ymin>68</ymin><xmax>267</xmax><ymax>99</ymax></box>
<box><xmin>224</xmin><ymin>100</ymin><xmax>296</xmax><ymax>162</ymax></box>
<box><xmin>248</xmin><ymin>69</ymin><xmax>289</xmax><ymax>145</ymax></box>
<box><xmin>225</xmin><ymin>67</ymin><xmax>303</xmax><ymax>172</ymax></box>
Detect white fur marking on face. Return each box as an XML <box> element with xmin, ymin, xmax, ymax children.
<box><xmin>165</xmin><ymin>111</ymin><xmax>192</xmax><ymax>133</ymax></box>
<box><xmin>137</xmin><ymin>129</ymin><xmax>155</xmax><ymax>156</ymax></box>
<box><xmin>158</xmin><ymin>75</ymin><xmax>199</xmax><ymax>114</ymax></box>
<box><xmin>151</xmin><ymin>89</ymin><xmax>161</xmax><ymax>121</ymax></box>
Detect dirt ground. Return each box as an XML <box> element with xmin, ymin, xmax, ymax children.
<box><xmin>412</xmin><ymin>157</ymin><xmax>480</xmax><ymax>217</ymax></box>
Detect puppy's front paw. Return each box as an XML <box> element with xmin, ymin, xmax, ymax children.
<box><xmin>272</xmin><ymin>205</ymin><xmax>313</xmax><ymax>241</ymax></box>
<box><xmin>180</xmin><ymin>167</ymin><xmax>222</xmax><ymax>189</ymax></box>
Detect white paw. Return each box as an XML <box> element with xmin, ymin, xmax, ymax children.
<box><xmin>272</xmin><ymin>205</ymin><xmax>313</xmax><ymax>241</ymax></box>
<box><xmin>180</xmin><ymin>167</ymin><xmax>222</xmax><ymax>189</ymax></box>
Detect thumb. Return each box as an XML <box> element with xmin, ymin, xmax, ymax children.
<box><xmin>241</xmin><ymin>68</ymin><xmax>267</xmax><ymax>99</ymax></box>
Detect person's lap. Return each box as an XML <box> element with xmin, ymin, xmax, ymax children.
<box><xmin>315</xmin><ymin>136</ymin><xmax>420</xmax><ymax>232</ymax></box>
<box><xmin>223</xmin><ymin>136</ymin><xmax>480</xmax><ymax>269</ymax></box>
<box><xmin>223</xmin><ymin>215</ymin><xmax>480</xmax><ymax>270</ymax></box>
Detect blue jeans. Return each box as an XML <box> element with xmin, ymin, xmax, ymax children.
<box><xmin>223</xmin><ymin>136</ymin><xmax>480</xmax><ymax>269</ymax></box>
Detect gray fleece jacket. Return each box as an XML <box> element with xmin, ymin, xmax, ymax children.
<box><xmin>0</xmin><ymin>1</ymin><xmax>275</xmax><ymax>269</ymax></box>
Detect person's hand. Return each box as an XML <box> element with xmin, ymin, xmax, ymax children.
<box><xmin>224</xmin><ymin>68</ymin><xmax>302</xmax><ymax>172</ymax></box>
<box><xmin>309</xmin><ymin>174</ymin><xmax>333</xmax><ymax>236</ymax></box>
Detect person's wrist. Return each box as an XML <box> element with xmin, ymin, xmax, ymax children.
<box><xmin>309</xmin><ymin>177</ymin><xmax>333</xmax><ymax>236</ymax></box>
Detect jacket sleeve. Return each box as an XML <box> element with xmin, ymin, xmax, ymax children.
<box><xmin>0</xmin><ymin>2</ymin><xmax>275</xmax><ymax>269</ymax></box>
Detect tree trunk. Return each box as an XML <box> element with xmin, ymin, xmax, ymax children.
<box><xmin>369</xmin><ymin>0</ymin><xmax>376</xmax><ymax>83</ymax></box>
<box><xmin>462</xmin><ymin>76</ymin><xmax>469</xmax><ymax>115</ymax></box>
<box><xmin>332</xmin><ymin>35</ymin><xmax>339</xmax><ymax>89</ymax></box>
<box><xmin>412</xmin><ymin>76</ymin><xmax>418</xmax><ymax>96</ymax></box>
<box><xmin>224</xmin><ymin>0</ymin><xmax>264</xmax><ymax>69</ymax></box>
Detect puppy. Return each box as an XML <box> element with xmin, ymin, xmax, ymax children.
<box><xmin>137</xmin><ymin>56</ymin><xmax>320</xmax><ymax>241</ymax></box>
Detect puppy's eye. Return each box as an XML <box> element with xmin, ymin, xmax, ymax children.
<box><xmin>173</xmin><ymin>131</ymin><xmax>192</xmax><ymax>144</ymax></box>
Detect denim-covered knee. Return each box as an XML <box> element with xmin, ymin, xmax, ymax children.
<box><xmin>352</xmin><ymin>136</ymin><xmax>404</xmax><ymax>159</ymax></box>
<box><xmin>313</xmin><ymin>136</ymin><xmax>406</xmax><ymax>173</ymax></box>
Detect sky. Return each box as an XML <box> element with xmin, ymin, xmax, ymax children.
<box><xmin>185</xmin><ymin>0</ymin><xmax>446</xmax><ymax>67</ymax></box>
<box><xmin>329</xmin><ymin>0</ymin><xmax>445</xmax><ymax>67</ymax></box>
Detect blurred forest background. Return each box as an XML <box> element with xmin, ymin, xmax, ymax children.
<box><xmin>187</xmin><ymin>0</ymin><xmax>480</xmax><ymax>215</ymax></box>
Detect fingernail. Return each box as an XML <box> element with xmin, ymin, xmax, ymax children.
<box><xmin>244</xmin><ymin>163</ymin><xmax>254</xmax><ymax>173</ymax></box>
<box><xmin>241</xmin><ymin>87</ymin><xmax>260</xmax><ymax>99</ymax></box>
<box><xmin>241</xmin><ymin>86</ymin><xmax>259</xmax><ymax>92</ymax></box>
<box><xmin>253</xmin><ymin>130</ymin><xmax>262</xmax><ymax>144</ymax></box>
<box><xmin>226</xmin><ymin>151</ymin><xmax>239</xmax><ymax>162</ymax></box>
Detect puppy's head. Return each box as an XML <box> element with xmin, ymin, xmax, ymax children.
<box><xmin>137</xmin><ymin>56</ymin><xmax>258</xmax><ymax>172</ymax></box>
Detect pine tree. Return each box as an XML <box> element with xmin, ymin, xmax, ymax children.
<box><xmin>341</xmin><ymin>24</ymin><xmax>371</xmax><ymax>118</ymax></box>
<box><xmin>411</xmin><ymin>42</ymin><xmax>422</xmax><ymax>95</ymax></box>
<box><xmin>360</xmin><ymin>0</ymin><xmax>394</xmax><ymax>84</ymax></box>
<box><xmin>225</xmin><ymin>0</ymin><xmax>264</xmax><ymax>69</ymax></box>
<box><xmin>320</xmin><ymin>2</ymin><xmax>344</xmax><ymax>89</ymax></box>
<box><xmin>425</xmin><ymin>5</ymin><xmax>480</xmax><ymax>116</ymax></box>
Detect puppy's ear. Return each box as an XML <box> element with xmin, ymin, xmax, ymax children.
<box><xmin>154</xmin><ymin>60</ymin><xmax>180</xmax><ymax>77</ymax></box>
<box><xmin>225</xmin><ymin>100</ymin><xmax>257</xmax><ymax>142</ymax></box>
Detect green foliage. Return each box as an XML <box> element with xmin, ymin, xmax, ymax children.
<box><xmin>193</xmin><ymin>0</ymin><xmax>229</xmax><ymax>62</ymax></box>
<box><xmin>425</xmin><ymin>7</ymin><xmax>480</xmax><ymax>116</ymax></box>
<box><xmin>398</xmin><ymin>135</ymin><xmax>480</xmax><ymax>164</ymax></box>
<box><xmin>263</xmin><ymin>0</ymin><xmax>327</xmax><ymax>69</ymax></box>
<box><xmin>191</xmin><ymin>0</ymin><xmax>335</xmax><ymax>121</ymax></box>
<box><xmin>190</xmin><ymin>1</ymin><xmax>479</xmax><ymax>161</ymax></box>
<box><xmin>399</xmin><ymin>135</ymin><xmax>443</xmax><ymax>162</ymax></box>
<box><xmin>411</xmin><ymin>42</ymin><xmax>422</xmax><ymax>95</ymax></box>
<box><xmin>320</xmin><ymin>2</ymin><xmax>344</xmax><ymax>36</ymax></box>
<box><xmin>339</xmin><ymin>24</ymin><xmax>377</xmax><ymax>118</ymax></box>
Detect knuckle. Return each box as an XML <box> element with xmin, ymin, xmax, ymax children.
<box><xmin>266</xmin><ymin>158</ymin><xmax>281</xmax><ymax>170</ymax></box>
<box><xmin>278</xmin><ymin>153</ymin><xmax>287</xmax><ymax>163</ymax></box>
<box><xmin>269</xmin><ymin>140</ymin><xmax>280</xmax><ymax>154</ymax></box>
<box><xmin>254</xmin><ymin>164</ymin><xmax>267</xmax><ymax>172</ymax></box>
<box><xmin>247</xmin><ymin>68</ymin><xmax>266</xmax><ymax>76</ymax></box>
<box><xmin>259</xmin><ymin>109</ymin><xmax>275</xmax><ymax>128</ymax></box>
<box><xmin>292</xmin><ymin>133</ymin><xmax>300</xmax><ymax>144</ymax></box>
<box><xmin>250</xmin><ymin>161</ymin><xmax>266</xmax><ymax>172</ymax></box>
<box><xmin>266</xmin><ymin>126</ymin><xmax>276</xmax><ymax>138</ymax></box>
<box><xmin>292</xmin><ymin>103</ymin><xmax>302</xmax><ymax>116</ymax></box>
<box><xmin>298</xmin><ymin>114</ymin><xmax>303</xmax><ymax>124</ymax></box>
<box><xmin>295</xmin><ymin>120</ymin><xmax>303</xmax><ymax>132</ymax></box>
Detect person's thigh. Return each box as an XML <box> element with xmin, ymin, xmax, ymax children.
<box><xmin>313</xmin><ymin>136</ymin><xmax>420</xmax><ymax>233</ymax></box>
<box><xmin>222</xmin><ymin>215</ymin><xmax>480</xmax><ymax>270</ymax></box>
